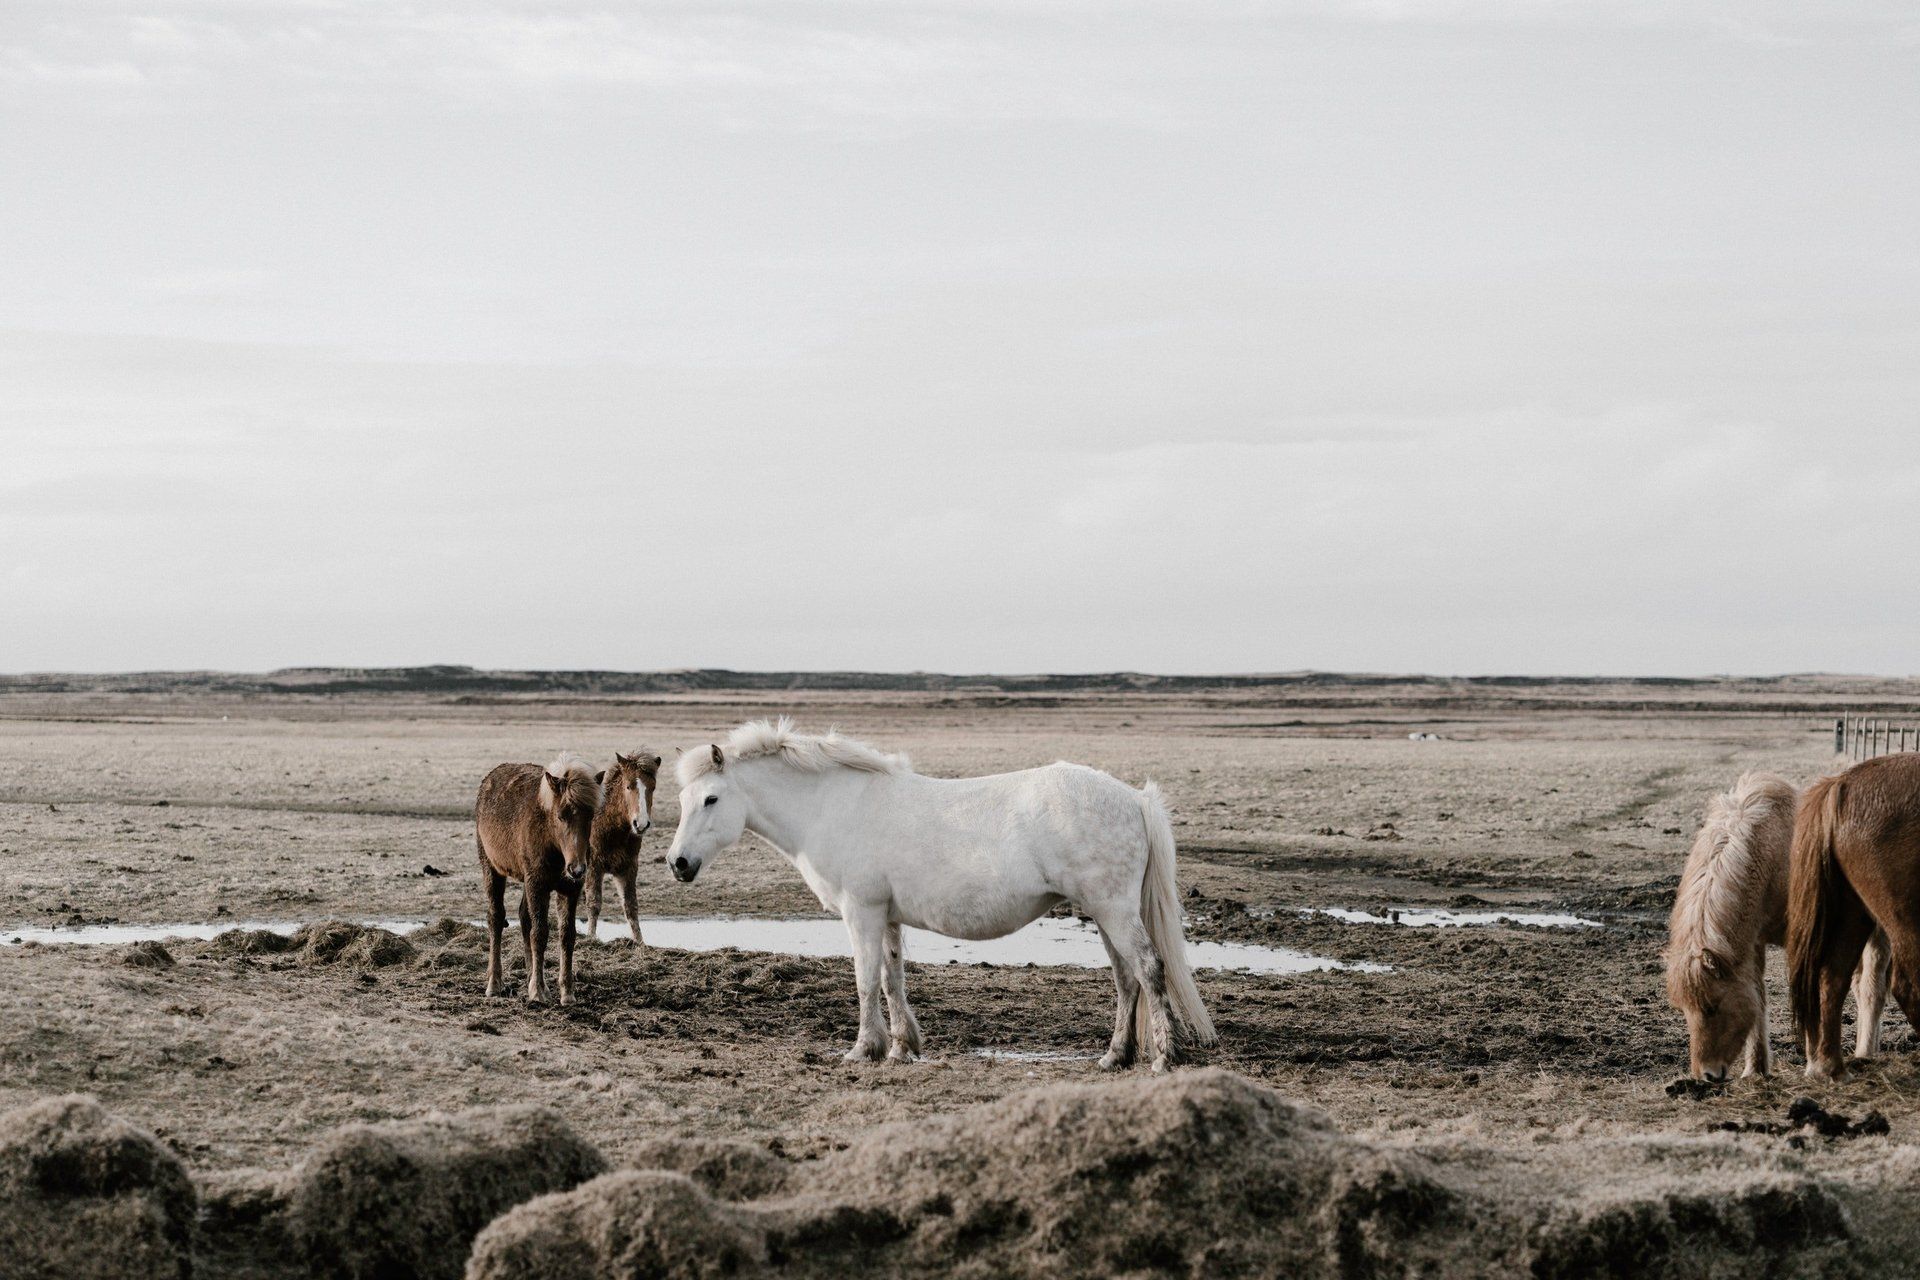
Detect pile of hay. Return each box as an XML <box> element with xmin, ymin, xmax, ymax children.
<box><xmin>210</xmin><ymin>921</ymin><xmax>414</xmax><ymax>968</ymax></box>
<box><xmin>0</xmin><ymin>1094</ymin><xmax>197</xmax><ymax>1280</ymax></box>
<box><xmin>468</xmin><ymin>1070</ymin><xmax>1859</xmax><ymax>1280</ymax></box>
<box><xmin>290</xmin><ymin>1103</ymin><xmax>606</xmax><ymax>1280</ymax></box>
<box><xmin>469</xmin><ymin>1070</ymin><xmax>1488</xmax><ymax>1278</ymax></box>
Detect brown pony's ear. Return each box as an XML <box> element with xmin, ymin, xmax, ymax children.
<box><xmin>595</xmin><ymin>770</ymin><xmax>606</xmax><ymax>786</ymax></box>
<box><xmin>710</xmin><ymin>744</ymin><xmax>724</xmax><ymax>771</ymax></box>
<box><xmin>1699</xmin><ymin>949</ymin><xmax>1724</xmax><ymax>976</ymax></box>
<box><xmin>543</xmin><ymin>771</ymin><xmax>566</xmax><ymax>805</ymax></box>
<box><xmin>647</xmin><ymin>754</ymin><xmax>662</xmax><ymax>774</ymax></box>
<box><xmin>616</xmin><ymin>752</ymin><xmax>635</xmax><ymax>768</ymax></box>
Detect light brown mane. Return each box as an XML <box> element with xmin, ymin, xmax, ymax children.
<box><xmin>540</xmin><ymin>752</ymin><xmax>604</xmax><ymax>813</ymax></box>
<box><xmin>676</xmin><ymin>717</ymin><xmax>910</xmax><ymax>789</ymax></box>
<box><xmin>1666</xmin><ymin>771</ymin><xmax>1796</xmax><ymax>1006</ymax></box>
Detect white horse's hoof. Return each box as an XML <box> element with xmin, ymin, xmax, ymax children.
<box><xmin>844</xmin><ymin>1042</ymin><xmax>885</xmax><ymax>1063</ymax></box>
<box><xmin>1097</xmin><ymin>1051</ymin><xmax>1131</xmax><ymax>1071</ymax></box>
<box><xmin>1149</xmin><ymin>1055</ymin><xmax>1171</xmax><ymax>1074</ymax></box>
<box><xmin>886</xmin><ymin>1045</ymin><xmax>918</xmax><ymax>1063</ymax></box>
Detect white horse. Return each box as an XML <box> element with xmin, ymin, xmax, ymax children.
<box><xmin>664</xmin><ymin>719</ymin><xmax>1216</xmax><ymax>1070</ymax></box>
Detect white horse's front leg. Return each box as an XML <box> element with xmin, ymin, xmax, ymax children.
<box><xmin>882</xmin><ymin>922</ymin><xmax>922</xmax><ymax>1061</ymax></box>
<box><xmin>842</xmin><ymin>905</ymin><xmax>889</xmax><ymax>1062</ymax></box>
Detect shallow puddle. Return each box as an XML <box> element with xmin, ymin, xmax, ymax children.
<box><xmin>1309</xmin><ymin>907</ymin><xmax>1601</xmax><ymax>929</ymax></box>
<box><xmin>1</xmin><ymin>914</ymin><xmax>1384</xmax><ymax>975</ymax></box>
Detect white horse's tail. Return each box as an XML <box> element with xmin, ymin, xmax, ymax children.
<box><xmin>1138</xmin><ymin>782</ymin><xmax>1216</xmax><ymax>1046</ymax></box>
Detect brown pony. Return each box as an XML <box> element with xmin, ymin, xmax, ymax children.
<box><xmin>1666</xmin><ymin>772</ymin><xmax>1889</xmax><ymax>1082</ymax></box>
<box><xmin>1788</xmin><ymin>751</ymin><xmax>1920</xmax><ymax>1078</ymax></box>
<box><xmin>586</xmin><ymin>750</ymin><xmax>661</xmax><ymax>942</ymax></box>
<box><xmin>475</xmin><ymin>754</ymin><xmax>603</xmax><ymax>1005</ymax></box>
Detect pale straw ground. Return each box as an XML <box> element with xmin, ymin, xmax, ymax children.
<box><xmin>6</xmin><ymin>677</ymin><xmax>1920</xmax><ymax>1272</ymax></box>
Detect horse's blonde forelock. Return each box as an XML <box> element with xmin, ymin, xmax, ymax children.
<box><xmin>1666</xmin><ymin>771</ymin><xmax>1797</xmax><ymax>1006</ymax></box>
<box><xmin>676</xmin><ymin>717</ymin><xmax>910</xmax><ymax>789</ymax></box>
<box><xmin>541</xmin><ymin>752</ymin><xmax>603</xmax><ymax>810</ymax></box>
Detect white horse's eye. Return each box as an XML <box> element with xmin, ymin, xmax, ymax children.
<box><xmin>704</xmin><ymin>795</ymin><xmax>719</xmax><ymax>806</ymax></box>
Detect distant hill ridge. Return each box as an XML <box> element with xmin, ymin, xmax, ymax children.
<box><xmin>0</xmin><ymin>666</ymin><xmax>1912</xmax><ymax>700</ymax></box>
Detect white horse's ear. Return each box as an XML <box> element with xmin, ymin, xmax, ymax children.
<box><xmin>594</xmin><ymin>770</ymin><xmax>606</xmax><ymax>786</ymax></box>
<box><xmin>710</xmin><ymin>744</ymin><xmax>725</xmax><ymax>771</ymax></box>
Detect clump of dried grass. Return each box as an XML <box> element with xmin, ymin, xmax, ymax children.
<box><xmin>290</xmin><ymin>1103</ymin><xmax>606</xmax><ymax>1280</ymax></box>
<box><xmin>0</xmin><ymin>1094</ymin><xmax>197</xmax><ymax>1280</ymax></box>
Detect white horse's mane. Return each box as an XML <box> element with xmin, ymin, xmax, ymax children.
<box><xmin>1667</xmin><ymin>771</ymin><xmax>1796</xmax><ymax>997</ymax></box>
<box><xmin>677</xmin><ymin>717</ymin><xmax>911</xmax><ymax>788</ymax></box>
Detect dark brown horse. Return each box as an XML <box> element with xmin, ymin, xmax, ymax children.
<box><xmin>1788</xmin><ymin>751</ymin><xmax>1920</xmax><ymax>1078</ymax></box>
<box><xmin>586</xmin><ymin>750</ymin><xmax>661</xmax><ymax>943</ymax></box>
<box><xmin>475</xmin><ymin>754</ymin><xmax>603</xmax><ymax>1005</ymax></box>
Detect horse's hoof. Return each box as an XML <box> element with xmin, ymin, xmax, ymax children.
<box><xmin>1149</xmin><ymin>1055</ymin><xmax>1171</xmax><ymax>1074</ymax></box>
<box><xmin>887</xmin><ymin>1044</ymin><xmax>918</xmax><ymax>1063</ymax></box>
<box><xmin>1097</xmin><ymin>1051</ymin><xmax>1131</xmax><ymax>1071</ymax></box>
<box><xmin>843</xmin><ymin>1043</ymin><xmax>884</xmax><ymax>1063</ymax></box>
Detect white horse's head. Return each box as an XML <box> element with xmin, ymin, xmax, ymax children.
<box><xmin>666</xmin><ymin>744</ymin><xmax>747</xmax><ymax>883</ymax></box>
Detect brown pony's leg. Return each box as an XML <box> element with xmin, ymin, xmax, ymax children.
<box><xmin>527</xmin><ymin>883</ymin><xmax>552</xmax><ymax>1003</ymax></box>
<box><xmin>482</xmin><ymin>862</ymin><xmax>507</xmax><ymax>998</ymax></box>
<box><xmin>585</xmin><ymin>871</ymin><xmax>603</xmax><ymax>941</ymax></box>
<box><xmin>1882</xmin><ymin>928</ymin><xmax>1920</xmax><ymax>1057</ymax></box>
<box><xmin>1744</xmin><ymin>940</ymin><xmax>1770</xmax><ymax>1077</ymax></box>
<box><xmin>1811</xmin><ymin>906</ymin><xmax>1875</xmax><ymax>1078</ymax></box>
<box><xmin>620</xmin><ymin>869</ymin><xmax>643</xmax><ymax>947</ymax></box>
<box><xmin>517</xmin><ymin>891</ymin><xmax>537</xmax><ymax>1002</ymax></box>
<box><xmin>558</xmin><ymin>881</ymin><xmax>580</xmax><ymax>1006</ymax></box>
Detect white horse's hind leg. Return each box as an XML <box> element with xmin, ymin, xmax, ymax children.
<box><xmin>1089</xmin><ymin>903</ymin><xmax>1175</xmax><ymax>1071</ymax></box>
<box><xmin>881</xmin><ymin>922</ymin><xmax>922</xmax><ymax>1061</ymax></box>
<box><xmin>1096</xmin><ymin>925</ymin><xmax>1140</xmax><ymax>1070</ymax></box>
<box><xmin>842</xmin><ymin>904</ymin><xmax>889</xmax><ymax>1062</ymax></box>
<box><xmin>1855</xmin><ymin>929</ymin><xmax>1892</xmax><ymax>1057</ymax></box>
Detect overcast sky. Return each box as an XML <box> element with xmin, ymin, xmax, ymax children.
<box><xmin>4</xmin><ymin>2</ymin><xmax>1918</xmax><ymax>675</ymax></box>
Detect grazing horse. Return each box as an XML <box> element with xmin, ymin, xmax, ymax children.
<box><xmin>475</xmin><ymin>754</ymin><xmax>602</xmax><ymax>1005</ymax></box>
<box><xmin>586</xmin><ymin>751</ymin><xmax>661</xmax><ymax>942</ymax></box>
<box><xmin>663</xmin><ymin>719</ymin><xmax>1216</xmax><ymax>1070</ymax></box>
<box><xmin>1666</xmin><ymin>772</ymin><xmax>1888</xmax><ymax>1082</ymax></box>
<box><xmin>1790</xmin><ymin>752</ymin><xmax>1920</xmax><ymax>1078</ymax></box>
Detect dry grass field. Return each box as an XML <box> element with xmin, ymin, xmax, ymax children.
<box><xmin>9</xmin><ymin>673</ymin><xmax>1920</xmax><ymax>1276</ymax></box>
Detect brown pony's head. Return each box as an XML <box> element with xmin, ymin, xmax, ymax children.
<box><xmin>1666</xmin><ymin>947</ymin><xmax>1760</xmax><ymax>1083</ymax></box>
<box><xmin>595</xmin><ymin>750</ymin><xmax>661</xmax><ymax>845</ymax></box>
<box><xmin>539</xmin><ymin>754</ymin><xmax>602</xmax><ymax>883</ymax></box>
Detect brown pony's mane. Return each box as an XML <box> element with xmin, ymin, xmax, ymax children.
<box><xmin>540</xmin><ymin>753</ymin><xmax>603</xmax><ymax>813</ymax></box>
<box><xmin>1666</xmin><ymin>771</ymin><xmax>1796</xmax><ymax>1006</ymax></box>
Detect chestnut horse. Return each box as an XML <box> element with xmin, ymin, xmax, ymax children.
<box><xmin>1667</xmin><ymin>772</ymin><xmax>1888</xmax><ymax>1082</ymax></box>
<box><xmin>586</xmin><ymin>750</ymin><xmax>661</xmax><ymax>942</ymax></box>
<box><xmin>475</xmin><ymin>754</ymin><xmax>603</xmax><ymax>1005</ymax></box>
<box><xmin>1789</xmin><ymin>751</ymin><xmax>1920</xmax><ymax>1078</ymax></box>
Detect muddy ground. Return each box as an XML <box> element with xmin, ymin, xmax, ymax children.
<box><xmin>8</xmin><ymin>678</ymin><xmax>1920</xmax><ymax>1272</ymax></box>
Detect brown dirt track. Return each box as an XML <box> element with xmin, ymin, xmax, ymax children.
<box><xmin>8</xmin><ymin>672</ymin><xmax>1920</xmax><ymax>1275</ymax></box>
